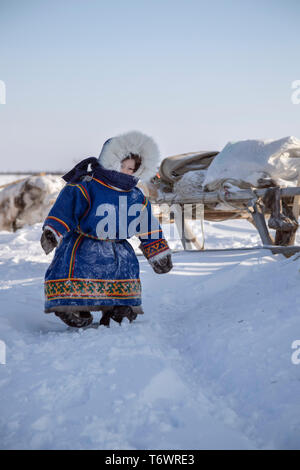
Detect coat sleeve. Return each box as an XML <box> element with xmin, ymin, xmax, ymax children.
<box><xmin>43</xmin><ymin>183</ymin><xmax>90</xmax><ymax>238</ymax></box>
<box><xmin>136</xmin><ymin>192</ymin><xmax>172</xmax><ymax>264</ymax></box>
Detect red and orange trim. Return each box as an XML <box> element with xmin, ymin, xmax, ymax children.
<box><xmin>46</xmin><ymin>216</ymin><xmax>70</xmax><ymax>232</ymax></box>
<box><xmin>45</xmin><ymin>278</ymin><xmax>141</xmax><ymax>300</ymax></box>
<box><xmin>142</xmin><ymin>238</ymin><xmax>164</xmax><ymax>248</ymax></box>
<box><xmin>92</xmin><ymin>177</ymin><xmax>132</xmax><ymax>192</ymax></box>
<box><xmin>67</xmin><ymin>183</ymin><xmax>90</xmax><ymax>203</ymax></box>
<box><xmin>68</xmin><ymin>234</ymin><xmax>84</xmax><ymax>278</ymax></box>
<box><xmin>141</xmin><ymin>195</ymin><xmax>148</xmax><ymax>211</ymax></box>
<box><xmin>67</xmin><ymin>183</ymin><xmax>91</xmax><ymax>223</ymax></box>
<box><xmin>46</xmin><ymin>277</ymin><xmax>140</xmax><ymax>282</ymax></box>
<box><xmin>138</xmin><ymin>228</ymin><xmax>162</xmax><ymax>238</ymax></box>
<box><xmin>148</xmin><ymin>245</ymin><xmax>170</xmax><ymax>258</ymax></box>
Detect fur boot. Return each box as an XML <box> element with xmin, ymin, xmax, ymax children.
<box><xmin>55</xmin><ymin>311</ymin><xmax>93</xmax><ymax>328</ymax></box>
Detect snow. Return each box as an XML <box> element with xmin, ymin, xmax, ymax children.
<box><xmin>1</xmin><ymin>217</ymin><xmax>300</xmax><ymax>450</ymax></box>
<box><xmin>0</xmin><ymin>175</ymin><xmax>31</xmax><ymax>188</ymax></box>
<box><xmin>204</xmin><ymin>136</ymin><xmax>300</xmax><ymax>190</ymax></box>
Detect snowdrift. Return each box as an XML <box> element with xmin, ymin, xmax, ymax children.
<box><xmin>0</xmin><ymin>222</ymin><xmax>300</xmax><ymax>449</ymax></box>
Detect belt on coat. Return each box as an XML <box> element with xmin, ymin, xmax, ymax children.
<box><xmin>75</xmin><ymin>229</ymin><xmax>123</xmax><ymax>242</ymax></box>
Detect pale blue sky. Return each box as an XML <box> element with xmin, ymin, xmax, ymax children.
<box><xmin>0</xmin><ymin>0</ymin><xmax>300</xmax><ymax>171</ymax></box>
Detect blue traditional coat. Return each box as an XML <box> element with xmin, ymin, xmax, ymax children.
<box><xmin>43</xmin><ymin>169</ymin><xmax>171</xmax><ymax>313</ymax></box>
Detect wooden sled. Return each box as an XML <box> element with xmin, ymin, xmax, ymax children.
<box><xmin>139</xmin><ymin>151</ymin><xmax>300</xmax><ymax>257</ymax></box>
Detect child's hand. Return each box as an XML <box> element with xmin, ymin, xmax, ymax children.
<box><xmin>151</xmin><ymin>254</ymin><xmax>173</xmax><ymax>274</ymax></box>
<box><xmin>139</xmin><ymin>242</ymin><xmax>173</xmax><ymax>274</ymax></box>
<box><xmin>40</xmin><ymin>229</ymin><xmax>58</xmax><ymax>255</ymax></box>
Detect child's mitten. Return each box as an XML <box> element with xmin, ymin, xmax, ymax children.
<box><xmin>151</xmin><ymin>254</ymin><xmax>173</xmax><ymax>274</ymax></box>
<box><xmin>139</xmin><ymin>242</ymin><xmax>173</xmax><ymax>274</ymax></box>
<box><xmin>40</xmin><ymin>228</ymin><xmax>61</xmax><ymax>254</ymax></box>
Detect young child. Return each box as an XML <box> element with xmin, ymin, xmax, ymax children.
<box><xmin>41</xmin><ymin>130</ymin><xmax>173</xmax><ymax>328</ymax></box>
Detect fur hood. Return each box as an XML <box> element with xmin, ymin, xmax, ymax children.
<box><xmin>98</xmin><ymin>130</ymin><xmax>160</xmax><ymax>182</ymax></box>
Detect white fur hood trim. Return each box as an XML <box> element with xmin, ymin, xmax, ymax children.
<box><xmin>98</xmin><ymin>130</ymin><xmax>160</xmax><ymax>182</ymax></box>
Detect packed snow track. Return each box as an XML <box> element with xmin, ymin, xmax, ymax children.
<box><xmin>0</xmin><ymin>222</ymin><xmax>300</xmax><ymax>449</ymax></box>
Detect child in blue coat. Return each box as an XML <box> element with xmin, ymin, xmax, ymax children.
<box><xmin>41</xmin><ymin>131</ymin><xmax>173</xmax><ymax>327</ymax></box>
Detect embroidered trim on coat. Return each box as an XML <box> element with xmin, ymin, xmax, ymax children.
<box><xmin>141</xmin><ymin>195</ymin><xmax>148</xmax><ymax>211</ymax></box>
<box><xmin>93</xmin><ymin>177</ymin><xmax>132</xmax><ymax>192</ymax></box>
<box><xmin>142</xmin><ymin>238</ymin><xmax>170</xmax><ymax>259</ymax></box>
<box><xmin>67</xmin><ymin>183</ymin><xmax>90</xmax><ymax>203</ymax></box>
<box><xmin>75</xmin><ymin>228</ymin><xmax>120</xmax><ymax>241</ymax></box>
<box><xmin>45</xmin><ymin>278</ymin><xmax>141</xmax><ymax>300</ymax></box>
<box><xmin>46</xmin><ymin>216</ymin><xmax>70</xmax><ymax>232</ymax></box>
<box><xmin>67</xmin><ymin>183</ymin><xmax>91</xmax><ymax>220</ymax></box>
<box><xmin>68</xmin><ymin>234</ymin><xmax>84</xmax><ymax>278</ymax></box>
